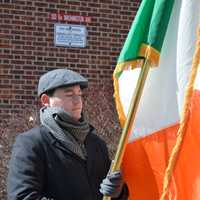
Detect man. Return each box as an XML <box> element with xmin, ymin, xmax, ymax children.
<box><xmin>7</xmin><ymin>69</ymin><xmax>128</xmax><ymax>200</ymax></box>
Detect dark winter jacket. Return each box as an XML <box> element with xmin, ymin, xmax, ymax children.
<box><xmin>7</xmin><ymin>125</ymin><xmax>128</xmax><ymax>200</ymax></box>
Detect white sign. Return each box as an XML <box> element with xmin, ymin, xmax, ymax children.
<box><xmin>54</xmin><ymin>24</ymin><xmax>87</xmax><ymax>48</ymax></box>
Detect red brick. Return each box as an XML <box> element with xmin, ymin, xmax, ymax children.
<box><xmin>0</xmin><ymin>0</ymin><xmax>141</xmax><ymax>119</ymax></box>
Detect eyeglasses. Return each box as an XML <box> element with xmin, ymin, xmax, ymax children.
<box><xmin>64</xmin><ymin>93</ymin><xmax>83</xmax><ymax>101</ymax></box>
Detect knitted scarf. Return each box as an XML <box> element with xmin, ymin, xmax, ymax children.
<box><xmin>40</xmin><ymin>106</ymin><xmax>90</xmax><ymax>160</ymax></box>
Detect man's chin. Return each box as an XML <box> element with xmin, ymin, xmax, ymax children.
<box><xmin>72</xmin><ymin>113</ymin><xmax>81</xmax><ymax>121</ymax></box>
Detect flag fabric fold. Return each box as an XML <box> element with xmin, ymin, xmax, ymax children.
<box><xmin>113</xmin><ymin>0</ymin><xmax>200</xmax><ymax>199</ymax></box>
<box><xmin>114</xmin><ymin>0</ymin><xmax>175</xmax><ymax>127</ymax></box>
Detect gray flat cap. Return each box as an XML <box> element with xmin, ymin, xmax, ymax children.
<box><xmin>38</xmin><ymin>69</ymin><xmax>88</xmax><ymax>96</ymax></box>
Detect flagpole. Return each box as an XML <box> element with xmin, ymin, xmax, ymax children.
<box><xmin>103</xmin><ymin>50</ymin><xmax>152</xmax><ymax>200</ymax></box>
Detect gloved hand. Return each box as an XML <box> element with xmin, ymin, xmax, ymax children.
<box><xmin>99</xmin><ymin>171</ymin><xmax>124</xmax><ymax>198</ymax></box>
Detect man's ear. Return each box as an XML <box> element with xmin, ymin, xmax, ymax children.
<box><xmin>40</xmin><ymin>94</ymin><xmax>50</xmax><ymax>106</ymax></box>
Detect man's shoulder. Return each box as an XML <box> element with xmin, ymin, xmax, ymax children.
<box><xmin>15</xmin><ymin>125</ymin><xmax>50</xmax><ymax>146</ymax></box>
<box><xmin>87</xmin><ymin>125</ymin><xmax>107</xmax><ymax>146</ymax></box>
<box><xmin>88</xmin><ymin>125</ymin><xmax>100</xmax><ymax>139</ymax></box>
<box><xmin>18</xmin><ymin>125</ymin><xmax>46</xmax><ymax>138</ymax></box>
<box><xmin>10</xmin><ymin>126</ymin><xmax>50</xmax><ymax>165</ymax></box>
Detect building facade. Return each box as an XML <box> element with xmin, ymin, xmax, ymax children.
<box><xmin>0</xmin><ymin>0</ymin><xmax>140</xmax><ymax>122</ymax></box>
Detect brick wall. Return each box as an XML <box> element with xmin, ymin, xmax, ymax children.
<box><xmin>0</xmin><ymin>0</ymin><xmax>140</xmax><ymax>122</ymax></box>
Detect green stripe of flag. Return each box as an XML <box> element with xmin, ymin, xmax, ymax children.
<box><xmin>117</xmin><ymin>0</ymin><xmax>175</xmax><ymax>66</ymax></box>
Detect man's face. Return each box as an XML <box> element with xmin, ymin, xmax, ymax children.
<box><xmin>48</xmin><ymin>85</ymin><xmax>83</xmax><ymax>121</ymax></box>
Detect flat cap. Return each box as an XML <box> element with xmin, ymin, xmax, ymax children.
<box><xmin>38</xmin><ymin>69</ymin><xmax>88</xmax><ymax>96</ymax></box>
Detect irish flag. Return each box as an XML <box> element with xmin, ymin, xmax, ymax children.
<box><xmin>113</xmin><ymin>0</ymin><xmax>200</xmax><ymax>199</ymax></box>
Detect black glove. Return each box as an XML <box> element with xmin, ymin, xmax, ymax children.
<box><xmin>100</xmin><ymin>171</ymin><xmax>124</xmax><ymax>198</ymax></box>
